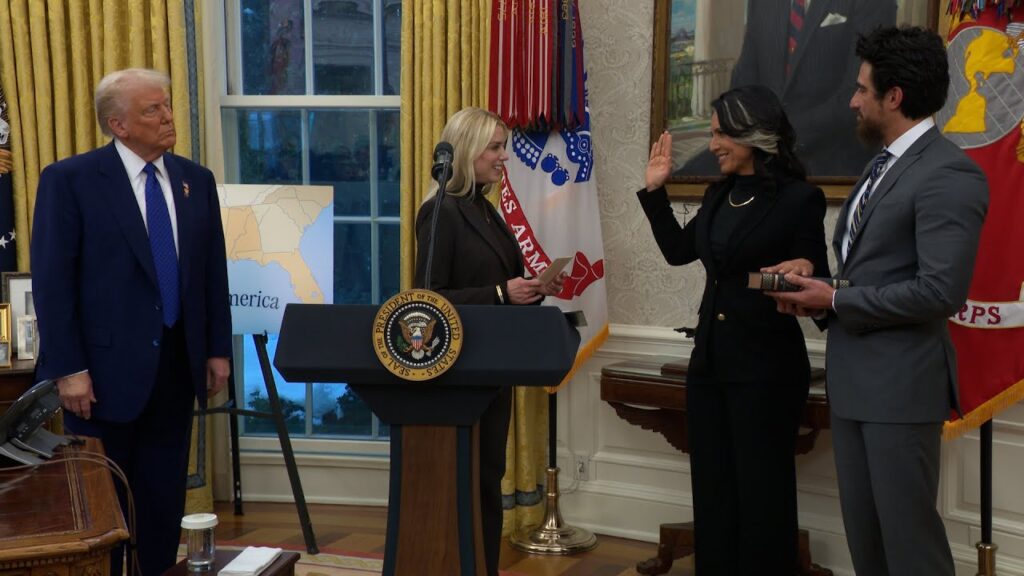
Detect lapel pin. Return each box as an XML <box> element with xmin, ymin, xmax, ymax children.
<box><xmin>183</xmin><ymin>182</ymin><xmax>190</xmax><ymax>198</ymax></box>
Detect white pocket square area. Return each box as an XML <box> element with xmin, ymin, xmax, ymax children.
<box><xmin>821</xmin><ymin>12</ymin><xmax>848</xmax><ymax>27</ymax></box>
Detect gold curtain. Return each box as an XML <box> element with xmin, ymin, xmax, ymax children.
<box><xmin>399</xmin><ymin>0</ymin><xmax>490</xmax><ymax>289</ymax></box>
<box><xmin>0</xmin><ymin>0</ymin><xmax>202</xmax><ymax>268</ymax></box>
<box><xmin>0</xmin><ymin>0</ymin><xmax>210</xmax><ymax>510</ymax></box>
<box><xmin>400</xmin><ymin>0</ymin><xmax>548</xmax><ymax>536</ymax></box>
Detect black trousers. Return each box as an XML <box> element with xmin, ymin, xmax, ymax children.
<box><xmin>478</xmin><ymin>386</ymin><xmax>513</xmax><ymax>576</ymax></box>
<box><xmin>686</xmin><ymin>374</ymin><xmax>809</xmax><ymax>575</ymax></box>
<box><xmin>65</xmin><ymin>322</ymin><xmax>194</xmax><ymax>576</ymax></box>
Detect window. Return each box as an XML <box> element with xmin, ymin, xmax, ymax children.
<box><xmin>220</xmin><ymin>0</ymin><xmax>401</xmax><ymax>441</ymax></box>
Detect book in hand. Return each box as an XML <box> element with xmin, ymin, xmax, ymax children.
<box><xmin>748</xmin><ymin>272</ymin><xmax>850</xmax><ymax>292</ymax></box>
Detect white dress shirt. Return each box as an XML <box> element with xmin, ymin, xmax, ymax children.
<box><xmin>114</xmin><ymin>138</ymin><xmax>179</xmax><ymax>253</ymax></box>
<box><xmin>839</xmin><ymin>117</ymin><xmax>935</xmax><ymax>262</ymax></box>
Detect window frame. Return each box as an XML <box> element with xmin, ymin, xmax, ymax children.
<box><xmin>213</xmin><ymin>0</ymin><xmax>401</xmax><ymax>452</ymax></box>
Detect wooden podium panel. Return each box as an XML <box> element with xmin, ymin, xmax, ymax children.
<box><xmin>0</xmin><ymin>438</ymin><xmax>129</xmax><ymax>575</ymax></box>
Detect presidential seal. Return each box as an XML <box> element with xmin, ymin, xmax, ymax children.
<box><xmin>373</xmin><ymin>289</ymin><xmax>462</xmax><ymax>381</ymax></box>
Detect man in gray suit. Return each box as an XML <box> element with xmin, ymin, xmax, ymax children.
<box><xmin>770</xmin><ymin>27</ymin><xmax>988</xmax><ymax>575</ymax></box>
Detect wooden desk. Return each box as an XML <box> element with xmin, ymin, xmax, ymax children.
<box><xmin>163</xmin><ymin>549</ymin><xmax>301</xmax><ymax>576</ymax></box>
<box><xmin>0</xmin><ymin>438</ymin><xmax>129</xmax><ymax>575</ymax></box>
<box><xmin>600</xmin><ymin>356</ymin><xmax>831</xmax><ymax>576</ymax></box>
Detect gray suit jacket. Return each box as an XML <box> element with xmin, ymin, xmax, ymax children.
<box><xmin>826</xmin><ymin>127</ymin><xmax>988</xmax><ymax>423</ymax></box>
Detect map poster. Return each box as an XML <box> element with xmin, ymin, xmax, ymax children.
<box><xmin>218</xmin><ymin>184</ymin><xmax>334</xmax><ymax>334</ymax></box>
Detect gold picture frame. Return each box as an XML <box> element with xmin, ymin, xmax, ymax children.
<box><xmin>0</xmin><ymin>303</ymin><xmax>11</xmax><ymax>368</ymax></box>
<box><xmin>651</xmin><ymin>0</ymin><xmax>942</xmax><ymax>201</ymax></box>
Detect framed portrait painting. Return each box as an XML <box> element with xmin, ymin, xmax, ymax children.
<box><xmin>651</xmin><ymin>0</ymin><xmax>940</xmax><ymax>200</ymax></box>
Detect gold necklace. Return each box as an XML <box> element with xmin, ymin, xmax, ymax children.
<box><xmin>728</xmin><ymin>190</ymin><xmax>755</xmax><ymax>208</ymax></box>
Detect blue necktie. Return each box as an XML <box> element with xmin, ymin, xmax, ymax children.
<box><xmin>143</xmin><ymin>162</ymin><xmax>180</xmax><ymax>327</ymax></box>
<box><xmin>846</xmin><ymin>150</ymin><xmax>891</xmax><ymax>254</ymax></box>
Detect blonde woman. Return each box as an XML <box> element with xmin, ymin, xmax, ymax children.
<box><xmin>414</xmin><ymin>106</ymin><xmax>564</xmax><ymax>575</ymax></box>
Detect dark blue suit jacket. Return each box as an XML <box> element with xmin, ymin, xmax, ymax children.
<box><xmin>31</xmin><ymin>142</ymin><xmax>232</xmax><ymax>423</ymax></box>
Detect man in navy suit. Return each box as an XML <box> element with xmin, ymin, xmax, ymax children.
<box><xmin>31</xmin><ymin>68</ymin><xmax>232</xmax><ymax>576</ymax></box>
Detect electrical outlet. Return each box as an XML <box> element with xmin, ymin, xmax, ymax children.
<box><xmin>573</xmin><ymin>454</ymin><xmax>589</xmax><ymax>481</ymax></box>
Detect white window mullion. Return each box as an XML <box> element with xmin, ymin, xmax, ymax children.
<box><xmin>306</xmin><ymin>382</ymin><xmax>314</xmax><ymax>436</ymax></box>
<box><xmin>221</xmin><ymin>95</ymin><xmax>401</xmax><ymax>108</ymax></box>
<box><xmin>369</xmin><ymin>110</ymin><xmax>380</xmax><ymax>303</ymax></box>
<box><xmin>373</xmin><ymin>0</ymin><xmax>384</xmax><ymax>95</ymax></box>
<box><xmin>304</xmin><ymin>0</ymin><xmax>315</xmax><ymax>95</ymax></box>
<box><xmin>224</xmin><ymin>0</ymin><xmax>243</xmax><ymax>95</ymax></box>
<box><xmin>301</xmin><ymin>109</ymin><xmax>310</xmax><ymax>184</ymax></box>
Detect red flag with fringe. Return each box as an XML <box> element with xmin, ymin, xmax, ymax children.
<box><xmin>938</xmin><ymin>1</ymin><xmax>1024</xmax><ymax>437</ymax></box>
<box><xmin>490</xmin><ymin>0</ymin><xmax>607</xmax><ymax>389</ymax></box>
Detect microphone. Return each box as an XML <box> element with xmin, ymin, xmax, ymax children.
<box><xmin>431</xmin><ymin>141</ymin><xmax>454</xmax><ymax>183</ymax></box>
<box><xmin>424</xmin><ymin>142</ymin><xmax>454</xmax><ymax>290</ymax></box>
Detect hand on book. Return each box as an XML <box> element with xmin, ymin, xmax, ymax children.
<box><xmin>760</xmin><ymin>258</ymin><xmax>813</xmax><ymax>277</ymax></box>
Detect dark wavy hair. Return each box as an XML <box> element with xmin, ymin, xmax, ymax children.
<box><xmin>855</xmin><ymin>26</ymin><xmax>950</xmax><ymax>119</ymax></box>
<box><xmin>710</xmin><ymin>85</ymin><xmax>807</xmax><ymax>186</ymax></box>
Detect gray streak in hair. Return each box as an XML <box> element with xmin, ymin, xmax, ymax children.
<box><xmin>720</xmin><ymin>98</ymin><xmax>781</xmax><ymax>156</ymax></box>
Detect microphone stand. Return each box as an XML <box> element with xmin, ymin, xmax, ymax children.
<box><xmin>423</xmin><ymin>161</ymin><xmax>452</xmax><ymax>290</ymax></box>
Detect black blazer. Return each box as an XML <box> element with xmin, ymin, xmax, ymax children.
<box><xmin>638</xmin><ymin>177</ymin><xmax>829</xmax><ymax>384</ymax></box>
<box><xmin>414</xmin><ymin>191</ymin><xmax>524</xmax><ymax>304</ymax></box>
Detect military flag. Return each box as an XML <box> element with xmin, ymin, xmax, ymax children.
<box><xmin>939</xmin><ymin>2</ymin><xmax>1024</xmax><ymax>436</ymax></box>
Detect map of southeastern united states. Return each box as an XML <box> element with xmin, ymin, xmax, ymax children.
<box><xmin>221</xmin><ymin>186</ymin><xmax>332</xmax><ymax>304</ymax></box>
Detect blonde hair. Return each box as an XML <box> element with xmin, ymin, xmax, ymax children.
<box><xmin>426</xmin><ymin>107</ymin><xmax>508</xmax><ymax>201</ymax></box>
<box><xmin>95</xmin><ymin>68</ymin><xmax>171</xmax><ymax>137</ymax></box>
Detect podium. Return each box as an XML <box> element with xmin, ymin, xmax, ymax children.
<box><xmin>274</xmin><ymin>303</ymin><xmax>579</xmax><ymax>576</ymax></box>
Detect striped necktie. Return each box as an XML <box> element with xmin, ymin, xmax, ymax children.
<box><xmin>786</xmin><ymin>0</ymin><xmax>806</xmax><ymax>77</ymax></box>
<box><xmin>143</xmin><ymin>162</ymin><xmax>180</xmax><ymax>327</ymax></box>
<box><xmin>846</xmin><ymin>150</ymin><xmax>892</xmax><ymax>253</ymax></box>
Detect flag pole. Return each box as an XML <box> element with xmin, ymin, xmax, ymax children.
<box><xmin>975</xmin><ymin>419</ymin><xmax>996</xmax><ymax>576</ymax></box>
<box><xmin>508</xmin><ymin>390</ymin><xmax>597</xmax><ymax>554</ymax></box>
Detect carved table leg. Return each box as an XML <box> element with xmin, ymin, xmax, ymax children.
<box><xmin>636</xmin><ymin>522</ymin><xmax>694</xmax><ymax>575</ymax></box>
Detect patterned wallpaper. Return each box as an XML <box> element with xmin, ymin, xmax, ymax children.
<box><xmin>578</xmin><ymin>0</ymin><xmax>842</xmax><ymax>341</ymax></box>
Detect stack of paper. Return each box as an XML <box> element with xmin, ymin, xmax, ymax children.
<box><xmin>219</xmin><ymin>546</ymin><xmax>283</xmax><ymax>576</ymax></box>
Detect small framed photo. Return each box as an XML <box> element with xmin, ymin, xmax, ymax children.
<box><xmin>2</xmin><ymin>272</ymin><xmax>32</xmax><ymax>354</ymax></box>
<box><xmin>16</xmin><ymin>316</ymin><xmax>37</xmax><ymax>360</ymax></box>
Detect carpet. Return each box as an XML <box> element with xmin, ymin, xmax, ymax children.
<box><xmin>178</xmin><ymin>544</ymin><xmax>527</xmax><ymax>576</ymax></box>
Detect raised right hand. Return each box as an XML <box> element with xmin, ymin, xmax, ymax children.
<box><xmin>645</xmin><ymin>131</ymin><xmax>673</xmax><ymax>192</ymax></box>
<box><xmin>58</xmin><ymin>372</ymin><xmax>96</xmax><ymax>420</ymax></box>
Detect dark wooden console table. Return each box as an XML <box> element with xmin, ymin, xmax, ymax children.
<box><xmin>600</xmin><ymin>355</ymin><xmax>832</xmax><ymax>576</ymax></box>
<box><xmin>0</xmin><ymin>358</ymin><xmax>37</xmax><ymax>414</ymax></box>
